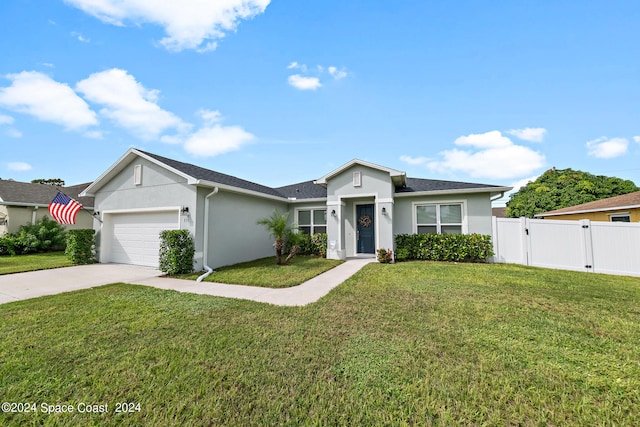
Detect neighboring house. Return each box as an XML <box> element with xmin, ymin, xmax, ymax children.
<box><xmin>80</xmin><ymin>148</ymin><xmax>511</xmax><ymax>269</ymax></box>
<box><xmin>0</xmin><ymin>180</ymin><xmax>95</xmax><ymax>235</ymax></box>
<box><xmin>535</xmin><ymin>191</ymin><xmax>640</xmax><ymax>222</ymax></box>
<box><xmin>492</xmin><ymin>207</ymin><xmax>507</xmax><ymax>218</ymax></box>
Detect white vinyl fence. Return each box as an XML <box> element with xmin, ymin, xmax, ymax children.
<box><xmin>491</xmin><ymin>217</ymin><xmax>640</xmax><ymax>277</ymax></box>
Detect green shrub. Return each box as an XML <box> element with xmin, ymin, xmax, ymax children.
<box><xmin>394</xmin><ymin>233</ymin><xmax>494</xmax><ymax>263</ymax></box>
<box><xmin>65</xmin><ymin>229</ymin><xmax>96</xmax><ymax>264</ymax></box>
<box><xmin>0</xmin><ymin>216</ymin><xmax>66</xmax><ymax>255</ymax></box>
<box><xmin>296</xmin><ymin>232</ymin><xmax>328</xmax><ymax>257</ymax></box>
<box><xmin>159</xmin><ymin>229</ymin><xmax>195</xmax><ymax>274</ymax></box>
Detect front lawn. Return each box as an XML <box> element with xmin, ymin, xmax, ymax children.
<box><xmin>181</xmin><ymin>255</ymin><xmax>343</xmax><ymax>287</ymax></box>
<box><xmin>0</xmin><ymin>252</ymin><xmax>73</xmax><ymax>275</ymax></box>
<box><xmin>1</xmin><ymin>262</ymin><xmax>639</xmax><ymax>425</ymax></box>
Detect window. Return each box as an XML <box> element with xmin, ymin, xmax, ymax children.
<box><xmin>610</xmin><ymin>213</ymin><xmax>630</xmax><ymax>223</ymax></box>
<box><xmin>416</xmin><ymin>203</ymin><xmax>463</xmax><ymax>234</ymax></box>
<box><xmin>298</xmin><ymin>209</ymin><xmax>327</xmax><ymax>234</ymax></box>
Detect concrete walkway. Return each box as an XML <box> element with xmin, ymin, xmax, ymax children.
<box><xmin>0</xmin><ymin>258</ymin><xmax>376</xmax><ymax>306</ymax></box>
<box><xmin>136</xmin><ymin>257</ymin><xmax>376</xmax><ymax>306</ymax></box>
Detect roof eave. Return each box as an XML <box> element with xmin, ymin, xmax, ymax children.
<box><xmin>195</xmin><ymin>180</ymin><xmax>288</xmax><ymax>202</ymax></box>
<box><xmin>394</xmin><ymin>186</ymin><xmax>512</xmax><ymax>198</ymax></box>
<box><xmin>315</xmin><ymin>159</ymin><xmax>406</xmax><ymax>185</ymax></box>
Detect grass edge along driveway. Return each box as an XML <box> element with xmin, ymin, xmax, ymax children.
<box><xmin>1</xmin><ymin>261</ymin><xmax>639</xmax><ymax>426</ymax></box>
<box><xmin>0</xmin><ymin>252</ymin><xmax>73</xmax><ymax>275</ymax></box>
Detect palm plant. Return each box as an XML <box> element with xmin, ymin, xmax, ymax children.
<box><xmin>257</xmin><ymin>210</ymin><xmax>290</xmax><ymax>265</ymax></box>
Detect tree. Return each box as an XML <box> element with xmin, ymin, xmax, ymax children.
<box><xmin>32</xmin><ymin>178</ymin><xmax>65</xmax><ymax>186</ymax></box>
<box><xmin>506</xmin><ymin>167</ymin><xmax>639</xmax><ymax>218</ymax></box>
<box><xmin>257</xmin><ymin>210</ymin><xmax>301</xmax><ymax>265</ymax></box>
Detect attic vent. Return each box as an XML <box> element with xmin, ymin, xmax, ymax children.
<box><xmin>134</xmin><ymin>164</ymin><xmax>142</xmax><ymax>186</ymax></box>
<box><xmin>353</xmin><ymin>171</ymin><xmax>361</xmax><ymax>187</ymax></box>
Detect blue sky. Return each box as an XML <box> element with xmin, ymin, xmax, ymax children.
<box><xmin>1</xmin><ymin>1</ymin><xmax>639</xmax><ymax>205</ymax></box>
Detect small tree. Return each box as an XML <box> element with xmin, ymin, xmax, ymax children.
<box><xmin>257</xmin><ymin>210</ymin><xmax>305</xmax><ymax>265</ymax></box>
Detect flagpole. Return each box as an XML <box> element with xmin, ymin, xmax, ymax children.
<box><xmin>51</xmin><ymin>188</ymin><xmax>102</xmax><ymax>224</ymax></box>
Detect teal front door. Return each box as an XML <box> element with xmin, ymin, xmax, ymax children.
<box><xmin>356</xmin><ymin>204</ymin><xmax>375</xmax><ymax>254</ymax></box>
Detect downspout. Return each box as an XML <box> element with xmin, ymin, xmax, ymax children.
<box><xmin>197</xmin><ymin>187</ymin><xmax>219</xmax><ymax>282</ymax></box>
<box><xmin>491</xmin><ymin>191</ymin><xmax>506</xmax><ymax>204</ymax></box>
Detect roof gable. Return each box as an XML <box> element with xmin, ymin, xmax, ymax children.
<box><xmin>314</xmin><ymin>159</ymin><xmax>406</xmax><ymax>187</ymax></box>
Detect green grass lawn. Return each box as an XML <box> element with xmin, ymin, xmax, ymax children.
<box><xmin>1</xmin><ymin>262</ymin><xmax>639</xmax><ymax>426</ymax></box>
<box><xmin>181</xmin><ymin>255</ymin><xmax>344</xmax><ymax>287</ymax></box>
<box><xmin>0</xmin><ymin>252</ymin><xmax>73</xmax><ymax>275</ymax></box>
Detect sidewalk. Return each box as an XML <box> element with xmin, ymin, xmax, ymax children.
<box><xmin>136</xmin><ymin>257</ymin><xmax>376</xmax><ymax>306</ymax></box>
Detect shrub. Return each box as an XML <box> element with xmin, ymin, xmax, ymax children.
<box><xmin>377</xmin><ymin>248</ymin><xmax>393</xmax><ymax>263</ymax></box>
<box><xmin>159</xmin><ymin>229</ymin><xmax>195</xmax><ymax>274</ymax></box>
<box><xmin>296</xmin><ymin>232</ymin><xmax>328</xmax><ymax>258</ymax></box>
<box><xmin>394</xmin><ymin>233</ymin><xmax>494</xmax><ymax>263</ymax></box>
<box><xmin>0</xmin><ymin>216</ymin><xmax>66</xmax><ymax>255</ymax></box>
<box><xmin>65</xmin><ymin>229</ymin><xmax>96</xmax><ymax>264</ymax></box>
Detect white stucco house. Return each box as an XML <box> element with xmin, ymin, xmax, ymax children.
<box><xmin>80</xmin><ymin>148</ymin><xmax>511</xmax><ymax>269</ymax></box>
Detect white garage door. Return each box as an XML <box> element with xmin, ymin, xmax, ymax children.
<box><xmin>108</xmin><ymin>211</ymin><xmax>179</xmax><ymax>267</ymax></box>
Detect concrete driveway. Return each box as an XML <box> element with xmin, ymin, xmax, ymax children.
<box><xmin>0</xmin><ymin>264</ymin><xmax>162</xmax><ymax>305</ymax></box>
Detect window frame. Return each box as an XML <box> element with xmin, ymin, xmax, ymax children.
<box><xmin>609</xmin><ymin>212</ymin><xmax>631</xmax><ymax>223</ymax></box>
<box><xmin>412</xmin><ymin>201</ymin><xmax>467</xmax><ymax>235</ymax></box>
<box><xmin>295</xmin><ymin>207</ymin><xmax>328</xmax><ymax>235</ymax></box>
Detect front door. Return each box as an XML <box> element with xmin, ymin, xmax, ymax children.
<box><xmin>356</xmin><ymin>204</ymin><xmax>375</xmax><ymax>254</ymax></box>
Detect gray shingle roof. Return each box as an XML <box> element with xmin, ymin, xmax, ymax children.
<box><xmin>275</xmin><ymin>180</ymin><xmax>327</xmax><ymax>199</ymax></box>
<box><xmin>139</xmin><ymin>150</ymin><xmax>284</xmax><ymax>198</ymax></box>
<box><xmin>138</xmin><ymin>150</ymin><xmax>506</xmax><ymax>200</ymax></box>
<box><xmin>0</xmin><ymin>180</ymin><xmax>94</xmax><ymax>208</ymax></box>
<box><xmin>396</xmin><ymin>177</ymin><xmax>505</xmax><ymax>193</ymax></box>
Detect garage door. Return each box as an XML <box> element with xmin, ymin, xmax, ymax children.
<box><xmin>108</xmin><ymin>211</ymin><xmax>179</xmax><ymax>267</ymax></box>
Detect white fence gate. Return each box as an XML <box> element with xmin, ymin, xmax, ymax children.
<box><xmin>491</xmin><ymin>217</ymin><xmax>640</xmax><ymax>277</ymax></box>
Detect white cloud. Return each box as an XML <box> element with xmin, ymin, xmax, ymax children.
<box><xmin>427</xmin><ymin>130</ymin><xmax>546</xmax><ymax>180</ymax></box>
<box><xmin>507</xmin><ymin>127</ymin><xmax>547</xmax><ymax>142</ymax></box>
<box><xmin>198</xmin><ymin>109</ymin><xmax>223</xmax><ymax>124</ymax></box>
<box><xmin>0</xmin><ymin>114</ymin><xmax>14</xmax><ymax>125</ymax></box>
<box><xmin>454</xmin><ymin>130</ymin><xmax>513</xmax><ymax>149</ymax></box>
<box><xmin>76</xmin><ymin>68</ymin><xmax>188</xmax><ymax>140</ymax></box>
<box><xmin>328</xmin><ymin>66</ymin><xmax>347</xmax><ymax>80</ymax></box>
<box><xmin>8</xmin><ymin>162</ymin><xmax>32</xmax><ymax>171</ymax></box>
<box><xmin>0</xmin><ymin>71</ymin><xmax>98</xmax><ymax>130</ymax></box>
<box><xmin>399</xmin><ymin>155</ymin><xmax>430</xmax><ymax>166</ymax></box>
<box><xmin>64</xmin><ymin>0</ymin><xmax>271</xmax><ymax>52</ymax></box>
<box><xmin>71</xmin><ymin>31</ymin><xmax>90</xmax><ymax>43</ymax></box>
<box><xmin>6</xmin><ymin>128</ymin><xmax>22</xmax><ymax>138</ymax></box>
<box><xmin>288</xmin><ymin>74</ymin><xmax>322</xmax><ymax>91</ymax></box>
<box><xmin>633</xmin><ymin>136</ymin><xmax>640</xmax><ymax>143</ymax></box>
<box><xmin>586</xmin><ymin>137</ymin><xmax>628</xmax><ymax>159</ymax></box>
<box><xmin>184</xmin><ymin>124</ymin><xmax>254</xmax><ymax>157</ymax></box>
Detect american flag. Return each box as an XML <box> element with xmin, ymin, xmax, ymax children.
<box><xmin>48</xmin><ymin>192</ymin><xmax>83</xmax><ymax>224</ymax></box>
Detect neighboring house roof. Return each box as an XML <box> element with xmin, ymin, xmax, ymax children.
<box><xmin>492</xmin><ymin>207</ymin><xmax>507</xmax><ymax>218</ymax></box>
<box><xmin>0</xmin><ymin>180</ymin><xmax>94</xmax><ymax>208</ymax></box>
<box><xmin>81</xmin><ymin>148</ymin><xmax>511</xmax><ymax>201</ymax></box>
<box><xmin>536</xmin><ymin>191</ymin><xmax>640</xmax><ymax>218</ymax></box>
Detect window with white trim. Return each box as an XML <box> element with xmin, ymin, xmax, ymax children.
<box><xmin>610</xmin><ymin>213</ymin><xmax>630</xmax><ymax>222</ymax></box>
<box><xmin>298</xmin><ymin>209</ymin><xmax>327</xmax><ymax>234</ymax></box>
<box><xmin>416</xmin><ymin>203</ymin><xmax>463</xmax><ymax>234</ymax></box>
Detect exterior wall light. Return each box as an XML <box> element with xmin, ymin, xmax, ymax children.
<box><xmin>331</xmin><ymin>209</ymin><xmax>336</xmax><ymax>217</ymax></box>
<box><xmin>382</xmin><ymin>207</ymin><xmax>387</xmax><ymax>215</ymax></box>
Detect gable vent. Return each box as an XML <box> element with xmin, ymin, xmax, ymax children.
<box><xmin>353</xmin><ymin>171</ymin><xmax>361</xmax><ymax>187</ymax></box>
<box><xmin>134</xmin><ymin>164</ymin><xmax>142</xmax><ymax>186</ymax></box>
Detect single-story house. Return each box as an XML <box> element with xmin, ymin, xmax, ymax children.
<box><xmin>0</xmin><ymin>180</ymin><xmax>94</xmax><ymax>235</ymax></box>
<box><xmin>80</xmin><ymin>148</ymin><xmax>511</xmax><ymax>269</ymax></box>
<box><xmin>535</xmin><ymin>191</ymin><xmax>640</xmax><ymax>222</ymax></box>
